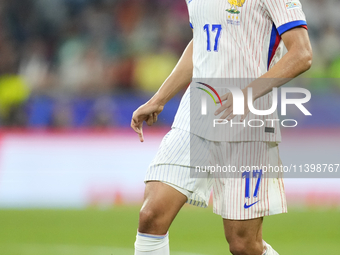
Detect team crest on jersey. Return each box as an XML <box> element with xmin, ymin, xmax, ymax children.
<box><xmin>226</xmin><ymin>0</ymin><xmax>245</xmax><ymax>26</ymax></box>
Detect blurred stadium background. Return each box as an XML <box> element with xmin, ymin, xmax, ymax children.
<box><xmin>0</xmin><ymin>0</ymin><xmax>339</xmax><ymax>254</ymax></box>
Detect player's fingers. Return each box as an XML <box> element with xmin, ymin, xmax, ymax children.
<box><xmin>219</xmin><ymin>108</ymin><xmax>233</xmax><ymax>121</ymax></box>
<box><xmin>153</xmin><ymin>113</ymin><xmax>158</xmax><ymax>123</ymax></box>
<box><xmin>131</xmin><ymin>112</ymin><xmax>142</xmax><ymax>127</ymax></box>
<box><xmin>215</xmin><ymin>106</ymin><xmax>227</xmax><ymax>116</ymax></box>
<box><xmin>215</xmin><ymin>101</ymin><xmax>231</xmax><ymax>116</ymax></box>
<box><xmin>146</xmin><ymin>114</ymin><xmax>154</xmax><ymax>126</ymax></box>
<box><xmin>131</xmin><ymin>111</ymin><xmax>140</xmax><ymax>123</ymax></box>
<box><xmin>220</xmin><ymin>93</ymin><xmax>230</xmax><ymax>102</ymax></box>
<box><xmin>227</xmin><ymin>113</ymin><xmax>236</xmax><ymax>121</ymax></box>
<box><xmin>240</xmin><ymin>110</ymin><xmax>250</xmax><ymax>122</ymax></box>
<box><xmin>131</xmin><ymin>118</ymin><xmax>139</xmax><ymax>133</ymax></box>
<box><xmin>136</xmin><ymin>122</ymin><xmax>144</xmax><ymax>142</ymax></box>
<box><xmin>131</xmin><ymin>118</ymin><xmax>144</xmax><ymax>142</ymax></box>
<box><xmin>131</xmin><ymin>121</ymin><xmax>141</xmax><ymax>135</ymax></box>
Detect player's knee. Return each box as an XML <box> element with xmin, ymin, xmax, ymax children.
<box><xmin>138</xmin><ymin>208</ymin><xmax>156</xmax><ymax>231</ymax></box>
<box><xmin>229</xmin><ymin>240</ymin><xmax>248</xmax><ymax>255</ymax></box>
<box><xmin>228</xmin><ymin>238</ymin><xmax>262</xmax><ymax>255</ymax></box>
<box><xmin>138</xmin><ymin>207</ymin><xmax>164</xmax><ymax>234</ymax></box>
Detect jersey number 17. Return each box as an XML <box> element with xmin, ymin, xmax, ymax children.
<box><xmin>203</xmin><ymin>24</ymin><xmax>222</xmax><ymax>52</ymax></box>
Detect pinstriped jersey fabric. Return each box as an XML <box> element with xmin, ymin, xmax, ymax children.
<box><xmin>172</xmin><ymin>0</ymin><xmax>307</xmax><ymax>142</ymax></box>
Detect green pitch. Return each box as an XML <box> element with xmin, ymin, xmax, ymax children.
<box><xmin>0</xmin><ymin>206</ymin><xmax>339</xmax><ymax>255</ymax></box>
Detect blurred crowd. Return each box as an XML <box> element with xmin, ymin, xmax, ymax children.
<box><xmin>0</xmin><ymin>0</ymin><xmax>339</xmax><ymax>127</ymax></box>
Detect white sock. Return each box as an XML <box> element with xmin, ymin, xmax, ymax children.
<box><xmin>262</xmin><ymin>240</ymin><xmax>279</xmax><ymax>255</ymax></box>
<box><xmin>134</xmin><ymin>231</ymin><xmax>170</xmax><ymax>255</ymax></box>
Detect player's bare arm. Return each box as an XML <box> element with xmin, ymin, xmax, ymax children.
<box><xmin>215</xmin><ymin>27</ymin><xmax>312</xmax><ymax>121</ymax></box>
<box><xmin>131</xmin><ymin>40</ymin><xmax>193</xmax><ymax>142</ymax></box>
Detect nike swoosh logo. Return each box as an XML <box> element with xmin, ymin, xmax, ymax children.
<box><xmin>244</xmin><ymin>201</ymin><xmax>260</xmax><ymax>209</ymax></box>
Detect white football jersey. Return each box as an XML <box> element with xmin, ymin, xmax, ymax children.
<box><xmin>172</xmin><ymin>0</ymin><xmax>307</xmax><ymax>142</ymax></box>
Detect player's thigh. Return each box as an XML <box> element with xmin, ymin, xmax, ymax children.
<box><xmin>139</xmin><ymin>181</ymin><xmax>187</xmax><ymax>234</ymax></box>
<box><xmin>223</xmin><ymin>217</ymin><xmax>263</xmax><ymax>245</ymax></box>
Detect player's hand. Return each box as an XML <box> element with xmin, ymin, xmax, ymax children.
<box><xmin>214</xmin><ymin>88</ymin><xmax>252</xmax><ymax>122</ymax></box>
<box><xmin>131</xmin><ymin>102</ymin><xmax>164</xmax><ymax>142</ymax></box>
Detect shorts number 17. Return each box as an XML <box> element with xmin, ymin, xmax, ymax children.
<box><xmin>242</xmin><ymin>170</ymin><xmax>263</xmax><ymax>199</ymax></box>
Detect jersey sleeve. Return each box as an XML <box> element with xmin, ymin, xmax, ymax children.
<box><xmin>185</xmin><ymin>0</ymin><xmax>193</xmax><ymax>29</ymax></box>
<box><xmin>263</xmin><ymin>0</ymin><xmax>307</xmax><ymax>35</ymax></box>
